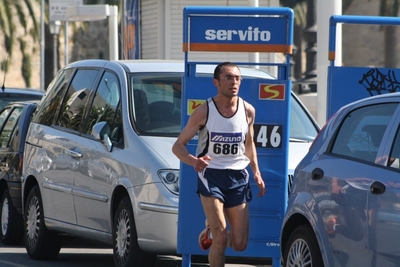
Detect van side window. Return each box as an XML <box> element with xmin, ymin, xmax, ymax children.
<box><xmin>55</xmin><ymin>69</ymin><xmax>99</xmax><ymax>132</ymax></box>
<box><xmin>33</xmin><ymin>69</ymin><xmax>74</xmax><ymax>126</ymax></box>
<box><xmin>85</xmin><ymin>71</ymin><xmax>123</xmax><ymax>146</ymax></box>
<box><xmin>331</xmin><ymin>103</ymin><xmax>397</xmax><ymax>163</ymax></box>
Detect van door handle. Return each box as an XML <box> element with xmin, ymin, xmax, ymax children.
<box><xmin>311</xmin><ymin>168</ymin><xmax>324</xmax><ymax>180</ymax></box>
<box><xmin>65</xmin><ymin>149</ymin><xmax>82</xmax><ymax>158</ymax></box>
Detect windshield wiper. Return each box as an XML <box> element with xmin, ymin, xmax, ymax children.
<box><xmin>289</xmin><ymin>137</ymin><xmax>311</xmax><ymax>143</ymax></box>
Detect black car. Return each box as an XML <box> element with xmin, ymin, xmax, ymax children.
<box><xmin>0</xmin><ymin>88</ymin><xmax>43</xmax><ymax>110</ymax></box>
<box><xmin>0</xmin><ymin>101</ymin><xmax>39</xmax><ymax>245</ymax></box>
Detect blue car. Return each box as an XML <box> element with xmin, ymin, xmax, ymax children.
<box><xmin>281</xmin><ymin>92</ymin><xmax>400</xmax><ymax>267</ymax></box>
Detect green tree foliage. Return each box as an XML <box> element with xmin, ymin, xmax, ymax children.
<box><xmin>0</xmin><ymin>0</ymin><xmax>39</xmax><ymax>57</ymax></box>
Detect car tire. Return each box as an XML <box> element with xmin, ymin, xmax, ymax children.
<box><xmin>283</xmin><ymin>224</ymin><xmax>323</xmax><ymax>267</ymax></box>
<box><xmin>24</xmin><ymin>185</ymin><xmax>62</xmax><ymax>260</ymax></box>
<box><xmin>1</xmin><ymin>189</ymin><xmax>24</xmax><ymax>245</ymax></box>
<box><xmin>113</xmin><ymin>196</ymin><xmax>157</xmax><ymax>267</ymax></box>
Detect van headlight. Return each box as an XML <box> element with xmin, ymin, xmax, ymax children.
<box><xmin>158</xmin><ymin>170</ymin><xmax>180</xmax><ymax>195</ymax></box>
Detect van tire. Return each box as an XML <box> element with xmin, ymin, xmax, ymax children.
<box><xmin>1</xmin><ymin>189</ymin><xmax>24</xmax><ymax>245</ymax></box>
<box><xmin>24</xmin><ymin>185</ymin><xmax>62</xmax><ymax>260</ymax></box>
<box><xmin>113</xmin><ymin>196</ymin><xmax>157</xmax><ymax>267</ymax></box>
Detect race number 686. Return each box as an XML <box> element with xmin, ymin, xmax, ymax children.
<box><xmin>253</xmin><ymin>124</ymin><xmax>283</xmax><ymax>148</ymax></box>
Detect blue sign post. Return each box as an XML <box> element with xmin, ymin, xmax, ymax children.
<box><xmin>178</xmin><ymin>7</ymin><xmax>294</xmax><ymax>267</ymax></box>
<box><xmin>327</xmin><ymin>15</ymin><xmax>400</xmax><ymax>119</ymax></box>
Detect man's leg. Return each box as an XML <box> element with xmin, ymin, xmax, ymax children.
<box><xmin>200</xmin><ymin>195</ymin><xmax>227</xmax><ymax>267</ymax></box>
<box><xmin>225</xmin><ymin>203</ymin><xmax>249</xmax><ymax>251</ymax></box>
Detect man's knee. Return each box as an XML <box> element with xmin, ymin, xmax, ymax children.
<box><xmin>232</xmin><ymin>240</ymin><xmax>247</xmax><ymax>252</ymax></box>
<box><xmin>213</xmin><ymin>231</ymin><xmax>229</xmax><ymax>248</ymax></box>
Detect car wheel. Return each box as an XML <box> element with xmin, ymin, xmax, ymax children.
<box><xmin>24</xmin><ymin>185</ymin><xmax>62</xmax><ymax>260</ymax></box>
<box><xmin>1</xmin><ymin>189</ymin><xmax>24</xmax><ymax>245</ymax></box>
<box><xmin>113</xmin><ymin>196</ymin><xmax>157</xmax><ymax>267</ymax></box>
<box><xmin>283</xmin><ymin>224</ymin><xmax>323</xmax><ymax>267</ymax></box>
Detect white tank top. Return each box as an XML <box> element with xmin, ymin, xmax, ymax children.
<box><xmin>196</xmin><ymin>97</ymin><xmax>250</xmax><ymax>170</ymax></box>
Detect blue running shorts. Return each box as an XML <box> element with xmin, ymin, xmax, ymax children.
<box><xmin>197</xmin><ymin>168</ymin><xmax>252</xmax><ymax>208</ymax></box>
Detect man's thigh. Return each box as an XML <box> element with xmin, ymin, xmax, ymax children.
<box><xmin>225</xmin><ymin>203</ymin><xmax>249</xmax><ymax>241</ymax></box>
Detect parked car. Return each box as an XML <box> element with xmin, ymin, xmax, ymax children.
<box><xmin>281</xmin><ymin>92</ymin><xmax>400</xmax><ymax>267</ymax></box>
<box><xmin>0</xmin><ymin>87</ymin><xmax>43</xmax><ymax>110</ymax></box>
<box><xmin>0</xmin><ymin>101</ymin><xmax>39</xmax><ymax>245</ymax></box>
<box><xmin>22</xmin><ymin>59</ymin><xmax>318</xmax><ymax>267</ymax></box>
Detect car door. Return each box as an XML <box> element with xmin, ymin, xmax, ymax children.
<box><xmin>72</xmin><ymin>70</ymin><xmax>123</xmax><ymax>232</ymax></box>
<box><xmin>316</xmin><ymin>103</ymin><xmax>399</xmax><ymax>266</ymax></box>
<box><xmin>40</xmin><ymin>68</ymin><xmax>100</xmax><ymax>224</ymax></box>
<box><xmin>367</xmin><ymin>117</ymin><xmax>400</xmax><ymax>266</ymax></box>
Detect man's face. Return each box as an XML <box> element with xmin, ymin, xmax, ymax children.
<box><xmin>214</xmin><ymin>66</ymin><xmax>242</xmax><ymax>98</ymax></box>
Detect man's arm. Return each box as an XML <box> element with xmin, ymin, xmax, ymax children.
<box><xmin>172</xmin><ymin>103</ymin><xmax>211</xmax><ymax>172</ymax></box>
<box><xmin>244</xmin><ymin>103</ymin><xmax>266</xmax><ymax>197</ymax></box>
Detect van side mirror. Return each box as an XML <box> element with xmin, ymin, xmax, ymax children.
<box><xmin>92</xmin><ymin>121</ymin><xmax>113</xmax><ymax>152</ymax></box>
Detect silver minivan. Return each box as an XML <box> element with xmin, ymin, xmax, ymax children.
<box><xmin>22</xmin><ymin>60</ymin><xmax>318</xmax><ymax>267</ymax></box>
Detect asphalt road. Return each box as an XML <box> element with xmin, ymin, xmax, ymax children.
<box><xmin>0</xmin><ymin>238</ymin><xmax>273</xmax><ymax>267</ymax></box>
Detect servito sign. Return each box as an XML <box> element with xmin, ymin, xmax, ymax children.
<box><xmin>183</xmin><ymin>15</ymin><xmax>291</xmax><ymax>53</ymax></box>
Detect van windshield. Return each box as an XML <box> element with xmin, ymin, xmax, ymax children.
<box><xmin>129</xmin><ymin>73</ymin><xmax>318</xmax><ymax>140</ymax></box>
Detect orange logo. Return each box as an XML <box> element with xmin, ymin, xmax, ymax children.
<box><xmin>187</xmin><ymin>99</ymin><xmax>205</xmax><ymax>115</ymax></box>
<box><xmin>259</xmin><ymin>84</ymin><xmax>285</xmax><ymax>100</ymax></box>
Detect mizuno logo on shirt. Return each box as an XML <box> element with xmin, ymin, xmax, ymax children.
<box><xmin>211</xmin><ymin>132</ymin><xmax>242</xmax><ymax>143</ymax></box>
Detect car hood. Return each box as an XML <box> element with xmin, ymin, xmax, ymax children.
<box><xmin>140</xmin><ymin>136</ymin><xmax>180</xmax><ymax>168</ymax></box>
<box><xmin>140</xmin><ymin>136</ymin><xmax>311</xmax><ymax>174</ymax></box>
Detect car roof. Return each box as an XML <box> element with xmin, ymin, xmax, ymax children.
<box><xmin>67</xmin><ymin>59</ymin><xmax>276</xmax><ymax>79</ymax></box>
<box><xmin>4</xmin><ymin>100</ymin><xmax>40</xmax><ymax>106</ymax></box>
<box><xmin>336</xmin><ymin>92</ymin><xmax>400</xmax><ymax>115</ymax></box>
<box><xmin>0</xmin><ymin>87</ymin><xmax>44</xmax><ymax>96</ymax></box>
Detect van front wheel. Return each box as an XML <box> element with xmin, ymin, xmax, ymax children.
<box><xmin>113</xmin><ymin>196</ymin><xmax>156</xmax><ymax>267</ymax></box>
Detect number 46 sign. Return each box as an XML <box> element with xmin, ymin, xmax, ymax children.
<box><xmin>254</xmin><ymin>124</ymin><xmax>282</xmax><ymax>148</ymax></box>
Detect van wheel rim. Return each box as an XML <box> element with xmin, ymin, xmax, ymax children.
<box><xmin>115</xmin><ymin>209</ymin><xmax>130</xmax><ymax>264</ymax></box>
<box><xmin>287</xmin><ymin>238</ymin><xmax>312</xmax><ymax>267</ymax></box>
<box><xmin>1</xmin><ymin>197</ymin><xmax>9</xmax><ymax>235</ymax></box>
<box><xmin>26</xmin><ymin>196</ymin><xmax>40</xmax><ymax>247</ymax></box>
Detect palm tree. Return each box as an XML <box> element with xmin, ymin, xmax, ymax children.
<box><xmin>0</xmin><ymin>0</ymin><xmax>40</xmax><ymax>86</ymax></box>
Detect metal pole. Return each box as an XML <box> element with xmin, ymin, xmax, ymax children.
<box><xmin>53</xmin><ymin>34</ymin><xmax>57</xmax><ymax>77</ymax></box>
<box><xmin>108</xmin><ymin>5</ymin><xmax>119</xmax><ymax>60</ymax></box>
<box><xmin>317</xmin><ymin>0</ymin><xmax>342</xmax><ymax>125</ymax></box>
<box><xmin>65</xmin><ymin>22</ymin><xmax>69</xmax><ymax>65</ymax></box>
<box><xmin>40</xmin><ymin>0</ymin><xmax>44</xmax><ymax>90</ymax></box>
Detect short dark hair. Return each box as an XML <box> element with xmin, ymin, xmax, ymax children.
<box><xmin>213</xmin><ymin>62</ymin><xmax>239</xmax><ymax>79</ymax></box>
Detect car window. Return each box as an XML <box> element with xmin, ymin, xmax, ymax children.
<box><xmin>130</xmin><ymin>75</ymin><xmax>181</xmax><ymax>134</ymax></box>
<box><xmin>85</xmin><ymin>71</ymin><xmax>123</xmax><ymax>146</ymax></box>
<box><xmin>331</xmin><ymin>103</ymin><xmax>398</xmax><ymax>163</ymax></box>
<box><xmin>34</xmin><ymin>69</ymin><xmax>74</xmax><ymax>126</ymax></box>
<box><xmin>55</xmin><ymin>69</ymin><xmax>99</xmax><ymax>131</ymax></box>
<box><xmin>130</xmin><ymin>73</ymin><xmax>318</xmax><ymax>139</ymax></box>
<box><xmin>290</xmin><ymin>96</ymin><xmax>318</xmax><ymax>141</ymax></box>
<box><xmin>0</xmin><ymin>107</ymin><xmax>23</xmax><ymax>148</ymax></box>
<box><xmin>0</xmin><ymin>107</ymin><xmax>12</xmax><ymax>127</ymax></box>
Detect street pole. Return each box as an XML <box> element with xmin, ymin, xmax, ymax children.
<box><xmin>40</xmin><ymin>0</ymin><xmax>44</xmax><ymax>91</ymax></box>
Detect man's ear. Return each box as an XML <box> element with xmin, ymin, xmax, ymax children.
<box><xmin>213</xmin><ymin>78</ymin><xmax>219</xmax><ymax>87</ymax></box>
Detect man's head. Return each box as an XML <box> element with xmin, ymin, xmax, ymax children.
<box><xmin>213</xmin><ymin>62</ymin><xmax>240</xmax><ymax>80</ymax></box>
<box><xmin>213</xmin><ymin>62</ymin><xmax>242</xmax><ymax>98</ymax></box>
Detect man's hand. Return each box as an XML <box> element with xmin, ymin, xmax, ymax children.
<box><xmin>254</xmin><ymin>173</ymin><xmax>266</xmax><ymax>197</ymax></box>
<box><xmin>194</xmin><ymin>155</ymin><xmax>211</xmax><ymax>172</ymax></box>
